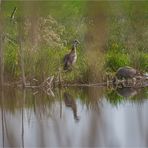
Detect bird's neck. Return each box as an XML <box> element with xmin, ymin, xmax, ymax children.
<box><xmin>71</xmin><ymin>44</ymin><xmax>77</xmax><ymax>52</ymax></box>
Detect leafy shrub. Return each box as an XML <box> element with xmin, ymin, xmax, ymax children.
<box><xmin>105</xmin><ymin>51</ymin><xmax>130</xmax><ymax>72</ymax></box>
<box><xmin>129</xmin><ymin>51</ymin><xmax>148</xmax><ymax>72</ymax></box>
<box><xmin>4</xmin><ymin>44</ymin><xmax>20</xmax><ymax>78</ymax></box>
<box><xmin>25</xmin><ymin>15</ymin><xmax>65</xmax><ymax>49</ymax></box>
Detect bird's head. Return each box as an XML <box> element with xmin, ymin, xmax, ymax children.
<box><xmin>73</xmin><ymin>39</ymin><xmax>80</xmax><ymax>47</ymax></box>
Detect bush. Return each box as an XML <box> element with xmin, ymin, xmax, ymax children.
<box><xmin>4</xmin><ymin>44</ymin><xmax>20</xmax><ymax>79</ymax></box>
<box><xmin>129</xmin><ymin>51</ymin><xmax>148</xmax><ymax>72</ymax></box>
<box><xmin>105</xmin><ymin>51</ymin><xmax>130</xmax><ymax>72</ymax></box>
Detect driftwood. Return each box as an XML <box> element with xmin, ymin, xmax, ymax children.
<box><xmin>4</xmin><ymin>73</ymin><xmax>148</xmax><ymax>89</ymax></box>
<box><xmin>40</xmin><ymin>76</ymin><xmax>54</xmax><ymax>88</ymax></box>
<box><xmin>2</xmin><ymin>74</ymin><xmax>147</xmax><ymax>99</ymax></box>
<box><xmin>112</xmin><ymin>76</ymin><xmax>148</xmax><ymax>89</ymax></box>
<box><xmin>2</xmin><ymin>67</ymin><xmax>148</xmax><ymax>99</ymax></box>
<box><xmin>38</xmin><ymin>76</ymin><xmax>55</xmax><ymax>97</ymax></box>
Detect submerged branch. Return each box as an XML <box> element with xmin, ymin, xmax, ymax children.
<box><xmin>62</xmin><ymin>82</ymin><xmax>107</xmax><ymax>87</ymax></box>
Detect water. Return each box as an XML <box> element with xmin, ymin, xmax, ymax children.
<box><xmin>0</xmin><ymin>86</ymin><xmax>148</xmax><ymax>147</ymax></box>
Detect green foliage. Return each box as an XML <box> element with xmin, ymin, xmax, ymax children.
<box><xmin>2</xmin><ymin>1</ymin><xmax>148</xmax><ymax>83</ymax></box>
<box><xmin>4</xmin><ymin>43</ymin><xmax>20</xmax><ymax>78</ymax></box>
<box><xmin>129</xmin><ymin>51</ymin><xmax>148</xmax><ymax>72</ymax></box>
<box><xmin>105</xmin><ymin>51</ymin><xmax>130</xmax><ymax>72</ymax></box>
<box><xmin>24</xmin><ymin>15</ymin><xmax>65</xmax><ymax>49</ymax></box>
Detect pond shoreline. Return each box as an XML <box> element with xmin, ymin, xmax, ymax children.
<box><xmin>2</xmin><ymin>79</ymin><xmax>148</xmax><ymax>89</ymax></box>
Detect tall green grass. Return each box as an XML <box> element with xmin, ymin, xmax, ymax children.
<box><xmin>105</xmin><ymin>51</ymin><xmax>130</xmax><ymax>72</ymax></box>
<box><xmin>2</xmin><ymin>1</ymin><xmax>148</xmax><ymax>83</ymax></box>
<box><xmin>129</xmin><ymin>51</ymin><xmax>148</xmax><ymax>72</ymax></box>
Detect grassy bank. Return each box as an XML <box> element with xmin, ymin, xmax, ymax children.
<box><xmin>1</xmin><ymin>1</ymin><xmax>148</xmax><ymax>84</ymax></box>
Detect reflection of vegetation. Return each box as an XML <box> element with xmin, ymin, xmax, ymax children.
<box><xmin>106</xmin><ymin>87</ymin><xmax>148</xmax><ymax>106</ymax></box>
<box><xmin>106</xmin><ymin>89</ymin><xmax>124</xmax><ymax>106</ymax></box>
<box><xmin>0</xmin><ymin>87</ymin><xmax>55</xmax><ymax>115</ymax></box>
<box><xmin>0</xmin><ymin>87</ymin><xmax>147</xmax><ymax>114</ymax></box>
<box><xmin>62</xmin><ymin>87</ymin><xmax>105</xmax><ymax>111</ymax></box>
<box><xmin>131</xmin><ymin>87</ymin><xmax>148</xmax><ymax>103</ymax></box>
<box><xmin>0</xmin><ymin>87</ymin><xmax>106</xmax><ymax>113</ymax></box>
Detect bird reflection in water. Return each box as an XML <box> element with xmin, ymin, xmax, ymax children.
<box><xmin>63</xmin><ymin>92</ymin><xmax>80</xmax><ymax>122</ymax></box>
<box><xmin>116</xmin><ymin>87</ymin><xmax>138</xmax><ymax>98</ymax></box>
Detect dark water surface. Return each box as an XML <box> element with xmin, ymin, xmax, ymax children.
<box><xmin>0</xmin><ymin>86</ymin><xmax>148</xmax><ymax>147</ymax></box>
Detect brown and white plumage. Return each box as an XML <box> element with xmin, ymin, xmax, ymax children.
<box><xmin>63</xmin><ymin>40</ymin><xmax>79</xmax><ymax>70</ymax></box>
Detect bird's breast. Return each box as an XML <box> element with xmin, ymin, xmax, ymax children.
<box><xmin>72</xmin><ymin>53</ymin><xmax>77</xmax><ymax>64</ymax></box>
